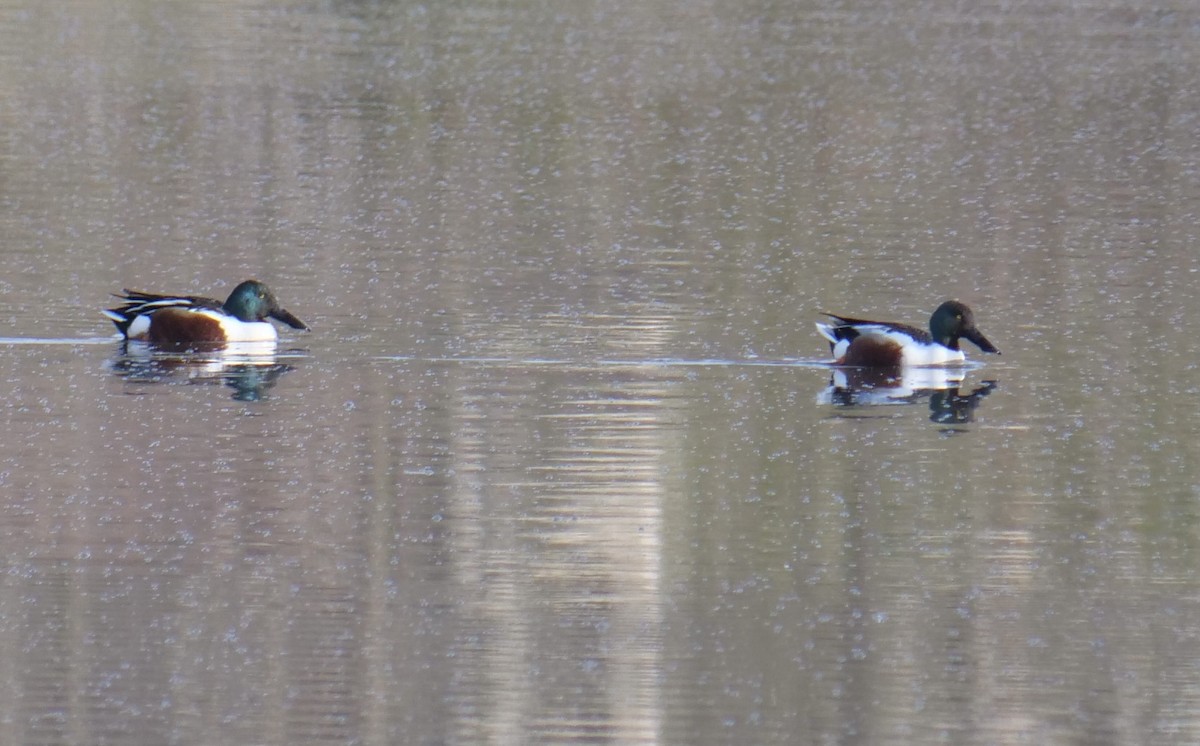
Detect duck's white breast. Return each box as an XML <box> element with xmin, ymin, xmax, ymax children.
<box><xmin>896</xmin><ymin>337</ymin><xmax>965</xmax><ymax>366</ymax></box>
<box><xmin>210</xmin><ymin>312</ymin><xmax>279</xmax><ymax>342</ymax></box>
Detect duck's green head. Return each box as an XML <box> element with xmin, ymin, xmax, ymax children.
<box><xmin>223</xmin><ymin>280</ymin><xmax>309</xmax><ymax>330</ymax></box>
<box><xmin>930</xmin><ymin>300</ymin><xmax>998</xmax><ymax>354</ymax></box>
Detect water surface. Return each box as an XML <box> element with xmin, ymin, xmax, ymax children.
<box><xmin>2</xmin><ymin>1</ymin><xmax>1200</xmax><ymax>744</ymax></box>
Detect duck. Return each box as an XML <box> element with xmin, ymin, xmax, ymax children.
<box><xmin>815</xmin><ymin>300</ymin><xmax>998</xmax><ymax>366</ymax></box>
<box><xmin>104</xmin><ymin>279</ymin><xmax>308</xmax><ymax>346</ymax></box>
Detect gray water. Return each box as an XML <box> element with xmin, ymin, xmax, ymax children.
<box><xmin>2</xmin><ymin>1</ymin><xmax>1200</xmax><ymax>744</ymax></box>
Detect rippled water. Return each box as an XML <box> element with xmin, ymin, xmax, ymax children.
<box><xmin>3</xmin><ymin>1</ymin><xmax>1200</xmax><ymax>744</ymax></box>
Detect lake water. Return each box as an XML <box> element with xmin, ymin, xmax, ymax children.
<box><xmin>2</xmin><ymin>1</ymin><xmax>1200</xmax><ymax>744</ymax></box>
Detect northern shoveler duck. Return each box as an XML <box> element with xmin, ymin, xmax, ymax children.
<box><xmin>104</xmin><ymin>279</ymin><xmax>309</xmax><ymax>346</ymax></box>
<box><xmin>815</xmin><ymin>300</ymin><xmax>999</xmax><ymax>367</ymax></box>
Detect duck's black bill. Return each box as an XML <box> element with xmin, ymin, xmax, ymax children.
<box><xmin>966</xmin><ymin>328</ymin><xmax>999</xmax><ymax>354</ymax></box>
<box><xmin>272</xmin><ymin>308</ymin><xmax>310</xmax><ymax>331</ymax></box>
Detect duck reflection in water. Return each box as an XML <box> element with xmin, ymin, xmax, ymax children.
<box><xmin>109</xmin><ymin>340</ymin><xmax>297</xmax><ymax>401</ymax></box>
<box><xmin>818</xmin><ymin>367</ymin><xmax>996</xmax><ymax>424</ymax></box>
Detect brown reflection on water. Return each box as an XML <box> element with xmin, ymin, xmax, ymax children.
<box><xmin>1</xmin><ymin>343</ymin><xmax>688</xmax><ymax>744</ymax></box>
